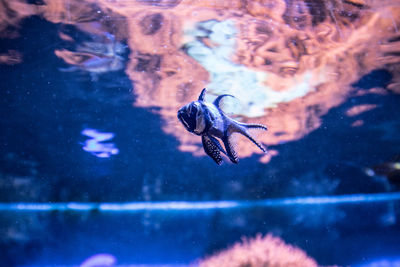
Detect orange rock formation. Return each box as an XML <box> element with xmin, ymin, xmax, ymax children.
<box><xmin>1</xmin><ymin>0</ymin><xmax>399</xmax><ymax>163</ymax></box>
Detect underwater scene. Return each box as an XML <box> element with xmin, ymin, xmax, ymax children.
<box><xmin>1</xmin><ymin>0</ymin><xmax>400</xmax><ymax>266</ymax></box>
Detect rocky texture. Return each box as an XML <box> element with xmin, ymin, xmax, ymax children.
<box><xmin>1</xmin><ymin>0</ymin><xmax>400</xmax><ymax>162</ymax></box>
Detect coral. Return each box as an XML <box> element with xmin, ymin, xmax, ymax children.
<box><xmin>198</xmin><ymin>234</ymin><xmax>318</xmax><ymax>267</ymax></box>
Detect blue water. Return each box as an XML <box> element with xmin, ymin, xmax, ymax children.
<box><xmin>1</xmin><ymin>9</ymin><xmax>400</xmax><ymax>267</ymax></box>
<box><xmin>2</xmin><ymin>199</ymin><xmax>400</xmax><ymax>266</ymax></box>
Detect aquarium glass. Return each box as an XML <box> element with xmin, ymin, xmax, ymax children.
<box><xmin>1</xmin><ymin>0</ymin><xmax>400</xmax><ymax>266</ymax></box>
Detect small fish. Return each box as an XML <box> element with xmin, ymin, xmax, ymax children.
<box><xmin>365</xmin><ymin>154</ymin><xmax>400</xmax><ymax>187</ymax></box>
<box><xmin>177</xmin><ymin>88</ymin><xmax>267</xmax><ymax>165</ymax></box>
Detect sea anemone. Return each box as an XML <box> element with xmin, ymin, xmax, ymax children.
<box><xmin>198</xmin><ymin>234</ymin><xmax>318</xmax><ymax>267</ymax></box>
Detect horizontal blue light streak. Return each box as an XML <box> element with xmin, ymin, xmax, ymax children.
<box><xmin>1</xmin><ymin>192</ymin><xmax>400</xmax><ymax>212</ymax></box>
